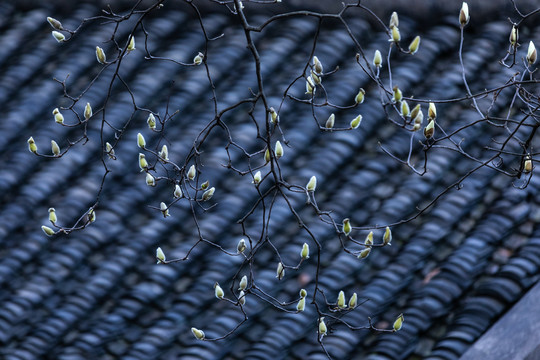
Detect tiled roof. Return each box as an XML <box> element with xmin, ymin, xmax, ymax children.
<box><xmin>1</xmin><ymin>2</ymin><xmax>540</xmax><ymax>360</ymax></box>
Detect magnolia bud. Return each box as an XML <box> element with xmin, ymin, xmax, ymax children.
<box><xmin>191</xmin><ymin>327</ymin><xmax>205</xmax><ymax>340</ymax></box>
<box><xmin>393</xmin><ymin>313</ymin><xmax>404</xmax><ymax>331</ymax></box>
<box><xmin>311</xmin><ymin>71</ymin><xmax>321</xmax><ymax>85</ymax></box>
<box><xmin>238</xmin><ymin>290</ymin><xmax>246</xmax><ymax>305</ymax></box>
<box><xmin>127</xmin><ymin>36</ymin><xmax>136</xmax><ymax>51</ymax></box>
<box><xmin>296</xmin><ymin>297</ymin><xmax>306</xmax><ymax>312</ymax></box>
<box><xmin>193</xmin><ymin>52</ymin><xmax>204</xmax><ymax>65</ymax></box>
<box><xmin>350</xmin><ymin>115</ymin><xmax>362</xmax><ymax>129</ymax></box>
<box><xmin>42</xmin><ymin>225</ymin><xmax>55</xmax><ymax>236</ymax></box>
<box><xmin>187</xmin><ymin>165</ymin><xmax>196</xmax><ymax>180</ymax></box>
<box><xmin>509</xmin><ymin>26</ymin><xmax>518</xmax><ymax>46</ymax></box>
<box><xmin>264</xmin><ymin>148</ymin><xmax>271</xmax><ymax>163</ymax></box>
<box><xmin>373</xmin><ymin>49</ymin><xmax>382</xmax><ymax>68</ymax></box>
<box><xmin>306</xmin><ymin>76</ymin><xmax>315</xmax><ymax>95</ymax></box>
<box><xmin>410</xmin><ymin>104</ymin><xmax>421</xmax><ymax>121</ymax></box>
<box><xmin>214</xmin><ymin>282</ymin><xmax>224</xmax><ymax>299</ymax></box>
<box><xmin>47</xmin><ymin>17</ymin><xmax>63</xmax><ymax>30</ymax></box>
<box><xmin>364</xmin><ymin>231</ymin><xmax>373</xmax><ymax>246</ymax></box>
<box><xmin>390</xmin><ymin>26</ymin><xmax>400</xmax><ymax>43</ymax></box>
<box><xmin>299</xmin><ymin>289</ymin><xmax>307</xmax><ymax>298</ymax></box>
<box><xmin>253</xmin><ymin>171</ymin><xmax>262</xmax><ymax>185</ymax></box>
<box><xmin>201</xmin><ymin>180</ymin><xmax>209</xmax><ymax>190</ymax></box>
<box><xmin>28</xmin><ymin>137</ymin><xmax>38</xmax><ymax>154</ymax></box>
<box><xmin>424</xmin><ymin>119</ymin><xmax>435</xmax><ymax>139</ymax></box>
<box><xmin>146</xmin><ymin>173</ymin><xmax>156</xmax><ymax>187</ymax></box>
<box><xmin>159</xmin><ymin>145</ymin><xmax>169</xmax><ymax>161</ymax></box>
<box><xmin>307</xmin><ymin>176</ymin><xmax>317</xmax><ymax>192</ymax></box>
<box><xmin>389</xmin><ymin>11</ymin><xmax>399</xmax><ymax>29</ymax></box>
<box><xmin>428</xmin><ymin>102</ymin><xmax>437</xmax><ymax>120</ymax></box>
<box><xmin>524</xmin><ymin>156</ymin><xmax>533</xmax><ymax>173</ymax></box>
<box><xmin>48</xmin><ymin>208</ymin><xmax>57</xmax><ymax>224</ymax></box>
<box><xmin>413</xmin><ymin>109</ymin><xmax>424</xmax><ymax>126</ymax></box>
<box><xmin>147</xmin><ymin>113</ymin><xmax>156</xmax><ymax>130</ymax></box>
<box><xmin>139</xmin><ymin>153</ymin><xmax>148</xmax><ymax>171</ymax></box>
<box><xmin>413</xmin><ymin>123</ymin><xmax>421</xmax><ymax>131</ymax></box>
<box><xmin>276</xmin><ymin>262</ymin><xmax>285</xmax><ymax>280</ymax></box>
<box><xmin>137</xmin><ymin>133</ymin><xmax>146</xmax><ymax>148</ymax></box>
<box><xmin>52</xmin><ymin>31</ymin><xmax>65</xmax><ymax>42</ymax></box>
<box><xmin>88</xmin><ymin>208</ymin><xmax>96</xmax><ymax>223</ymax></box>
<box><xmin>401</xmin><ymin>100</ymin><xmax>410</xmax><ymax>117</ymax></box>
<box><xmin>343</xmin><ymin>218</ymin><xmax>352</xmax><ymax>236</ymax></box>
<box><xmin>358</xmin><ymin>247</ymin><xmax>371</xmax><ymax>259</ymax></box>
<box><xmin>337</xmin><ymin>290</ymin><xmax>346</xmax><ymax>309</ymax></box>
<box><xmin>313</xmin><ymin>56</ymin><xmax>323</xmax><ymax>74</ymax></box>
<box><xmin>156</xmin><ymin>247</ymin><xmax>166</xmax><ymax>264</ymax></box>
<box><xmin>160</xmin><ymin>202</ymin><xmax>170</xmax><ymax>217</ymax></box>
<box><xmin>202</xmin><ymin>187</ymin><xmax>215</xmax><ymax>201</ymax></box>
<box><xmin>106</xmin><ymin>142</ymin><xmax>115</xmax><ymax>159</ymax></box>
<box><xmin>237</xmin><ymin>238</ymin><xmax>246</xmax><ymax>254</ymax></box>
<box><xmin>348</xmin><ymin>293</ymin><xmax>358</xmax><ymax>309</ymax></box>
<box><xmin>238</xmin><ymin>275</ymin><xmax>248</xmax><ymax>291</ymax></box>
<box><xmin>301</xmin><ymin>243</ymin><xmax>310</xmax><ymax>260</ymax></box>
<box><xmin>54</xmin><ymin>111</ymin><xmax>64</xmax><ymax>124</ymax></box>
<box><xmin>325</xmin><ymin>113</ymin><xmax>335</xmax><ymax>129</ymax></box>
<box><xmin>275</xmin><ymin>141</ymin><xmax>283</xmax><ymax>159</ymax></box>
<box><xmin>319</xmin><ymin>317</ymin><xmax>327</xmax><ymax>338</ymax></box>
<box><xmin>84</xmin><ymin>102</ymin><xmax>92</xmax><ymax>120</ymax></box>
<box><xmin>383</xmin><ymin>226</ymin><xmax>392</xmax><ymax>246</ymax></box>
<box><xmin>409</xmin><ymin>35</ymin><xmax>421</xmax><ymax>55</ymax></box>
<box><xmin>51</xmin><ymin>140</ymin><xmax>60</xmax><ymax>156</ymax></box>
<box><xmin>96</xmin><ymin>46</ymin><xmax>106</xmax><ymax>64</ymax></box>
<box><xmin>173</xmin><ymin>184</ymin><xmax>183</xmax><ymax>199</ymax></box>
<box><xmin>392</xmin><ymin>86</ymin><xmax>402</xmax><ymax>103</ymax></box>
<box><xmin>269</xmin><ymin>107</ymin><xmax>279</xmax><ymax>125</ymax></box>
<box><xmin>355</xmin><ymin>88</ymin><xmax>365</xmax><ymax>104</ymax></box>
<box><xmin>527</xmin><ymin>41</ymin><xmax>537</xmax><ymax>65</ymax></box>
<box><xmin>459</xmin><ymin>2</ymin><xmax>469</xmax><ymax>26</ymax></box>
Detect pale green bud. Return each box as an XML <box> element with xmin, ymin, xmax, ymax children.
<box><xmin>373</xmin><ymin>49</ymin><xmax>382</xmax><ymax>68</ymax></box>
<box><xmin>160</xmin><ymin>202</ymin><xmax>170</xmax><ymax>217</ymax></box>
<box><xmin>191</xmin><ymin>327</ymin><xmax>205</xmax><ymax>340</ymax></box>
<box><xmin>137</xmin><ymin>133</ymin><xmax>146</xmax><ymax>148</ymax></box>
<box><xmin>193</xmin><ymin>52</ymin><xmax>204</xmax><ymax>65</ymax></box>
<box><xmin>156</xmin><ymin>247</ymin><xmax>166</xmax><ymax>264</ymax></box>
<box><xmin>214</xmin><ymin>282</ymin><xmax>224</xmax><ymax>299</ymax></box>
<box><xmin>306</xmin><ymin>76</ymin><xmax>315</xmax><ymax>95</ymax></box>
<box><xmin>42</xmin><ymin>225</ymin><xmax>55</xmax><ymax>236</ymax></box>
<box><xmin>365</xmin><ymin>231</ymin><xmax>373</xmax><ymax>246</ymax></box>
<box><xmin>48</xmin><ymin>208</ymin><xmax>57</xmax><ymax>223</ymax></box>
<box><xmin>237</xmin><ymin>238</ymin><xmax>246</xmax><ymax>254</ymax></box>
<box><xmin>393</xmin><ymin>313</ymin><xmax>404</xmax><ymax>331</ymax></box>
<box><xmin>84</xmin><ymin>102</ymin><xmax>92</xmax><ymax>120</ymax></box>
<box><xmin>307</xmin><ymin>176</ymin><xmax>317</xmax><ymax>192</ymax></box>
<box><xmin>299</xmin><ymin>289</ymin><xmax>307</xmax><ymax>298</ymax></box>
<box><xmin>238</xmin><ymin>275</ymin><xmax>248</xmax><ymax>291</ymax></box>
<box><xmin>355</xmin><ymin>88</ymin><xmax>365</xmax><ymax>104</ymax></box>
<box><xmin>410</xmin><ymin>104</ymin><xmax>421</xmax><ymax>121</ymax></box>
<box><xmin>319</xmin><ymin>317</ymin><xmax>327</xmax><ymax>338</ymax></box>
<box><xmin>401</xmin><ymin>100</ymin><xmax>410</xmax><ymax>117</ymax></box>
<box><xmin>159</xmin><ymin>145</ymin><xmax>169</xmax><ymax>161</ymax></box>
<box><xmin>147</xmin><ymin>113</ymin><xmax>156</xmax><ymax>130</ymax></box>
<box><xmin>275</xmin><ymin>141</ymin><xmax>283</xmax><ymax>159</ymax></box>
<box><xmin>88</xmin><ymin>208</ymin><xmax>96</xmax><ymax>223</ymax></box>
<box><xmin>390</xmin><ymin>26</ymin><xmax>400</xmax><ymax>43</ymax></box>
<box><xmin>96</xmin><ymin>46</ymin><xmax>106</xmax><ymax>64</ymax></box>
<box><xmin>238</xmin><ymin>290</ymin><xmax>246</xmax><ymax>305</ymax></box>
<box><xmin>509</xmin><ymin>26</ymin><xmax>518</xmax><ymax>46</ymax></box>
<box><xmin>264</xmin><ymin>148</ymin><xmax>271</xmax><ymax>163</ymax></box>
<box><xmin>202</xmin><ymin>187</ymin><xmax>215</xmax><ymax>201</ymax></box>
<box><xmin>127</xmin><ymin>36</ymin><xmax>135</xmax><ymax>51</ymax></box>
<box><xmin>524</xmin><ymin>156</ymin><xmax>533</xmax><ymax>173</ymax></box>
<box><xmin>52</xmin><ymin>31</ymin><xmax>65</xmax><ymax>42</ymax></box>
<box><xmin>269</xmin><ymin>107</ymin><xmax>279</xmax><ymax>125</ymax></box>
<box><xmin>173</xmin><ymin>184</ymin><xmax>183</xmax><ymax>198</ymax></box>
<box><xmin>343</xmin><ymin>218</ymin><xmax>352</xmax><ymax>236</ymax></box>
<box><xmin>28</xmin><ymin>137</ymin><xmax>37</xmax><ymax>154</ymax></box>
<box><xmin>139</xmin><ymin>153</ymin><xmax>148</xmax><ymax>171</ymax></box>
<box><xmin>54</xmin><ymin>112</ymin><xmax>64</xmax><ymax>124</ymax></box>
<box><xmin>424</xmin><ymin>119</ymin><xmax>435</xmax><ymax>139</ymax></box>
<box><xmin>276</xmin><ymin>262</ymin><xmax>285</xmax><ymax>280</ymax></box>
<box><xmin>392</xmin><ymin>86</ymin><xmax>402</xmax><ymax>103</ymax></box>
<box><xmin>350</xmin><ymin>115</ymin><xmax>362</xmax><ymax>129</ymax></box>
<box><xmin>187</xmin><ymin>165</ymin><xmax>196</xmax><ymax>180</ymax></box>
<box><xmin>201</xmin><ymin>180</ymin><xmax>209</xmax><ymax>190</ymax></box>
<box><xmin>389</xmin><ymin>11</ymin><xmax>399</xmax><ymax>29</ymax></box>
<box><xmin>296</xmin><ymin>297</ymin><xmax>305</xmax><ymax>312</ymax></box>
<box><xmin>383</xmin><ymin>226</ymin><xmax>392</xmax><ymax>246</ymax></box>
<box><xmin>51</xmin><ymin>140</ymin><xmax>60</xmax><ymax>156</ymax></box>
<box><xmin>325</xmin><ymin>113</ymin><xmax>335</xmax><ymax>129</ymax></box>
<box><xmin>313</xmin><ymin>55</ymin><xmax>323</xmax><ymax>74</ymax></box>
<box><xmin>348</xmin><ymin>293</ymin><xmax>358</xmax><ymax>309</ymax></box>
<box><xmin>301</xmin><ymin>243</ymin><xmax>310</xmax><ymax>260</ymax></box>
<box><xmin>409</xmin><ymin>36</ymin><xmax>421</xmax><ymax>55</ymax></box>
<box><xmin>337</xmin><ymin>290</ymin><xmax>346</xmax><ymax>309</ymax></box>
<box><xmin>47</xmin><ymin>17</ymin><xmax>63</xmax><ymax>30</ymax></box>
<box><xmin>253</xmin><ymin>171</ymin><xmax>262</xmax><ymax>185</ymax></box>
<box><xmin>146</xmin><ymin>173</ymin><xmax>156</xmax><ymax>187</ymax></box>
<box><xmin>358</xmin><ymin>247</ymin><xmax>371</xmax><ymax>259</ymax></box>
